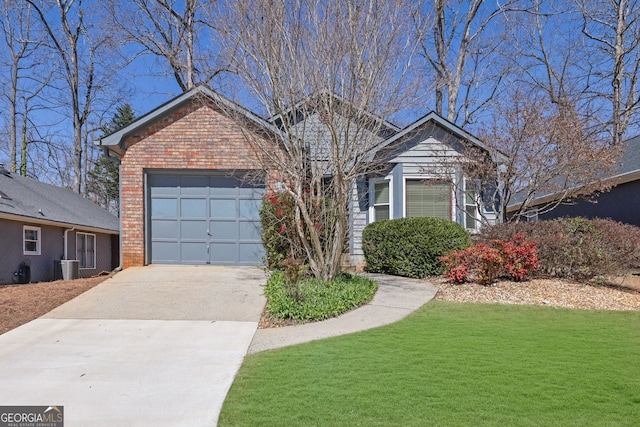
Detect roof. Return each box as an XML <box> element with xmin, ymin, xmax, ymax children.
<box><xmin>370</xmin><ymin>111</ymin><xmax>508</xmax><ymax>163</ymax></box>
<box><xmin>507</xmin><ymin>134</ymin><xmax>640</xmax><ymax>212</ymax></box>
<box><xmin>0</xmin><ymin>171</ymin><xmax>119</xmax><ymax>233</ymax></box>
<box><xmin>268</xmin><ymin>90</ymin><xmax>401</xmax><ymax>138</ymax></box>
<box><xmin>96</xmin><ymin>85</ymin><xmax>281</xmax><ymax>157</ymax></box>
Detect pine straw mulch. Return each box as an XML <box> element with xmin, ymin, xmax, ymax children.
<box><xmin>0</xmin><ymin>274</ymin><xmax>112</xmax><ymax>335</ymax></box>
<box><xmin>433</xmin><ymin>275</ymin><xmax>640</xmax><ymax>311</ymax></box>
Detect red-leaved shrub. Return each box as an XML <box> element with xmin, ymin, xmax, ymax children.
<box><xmin>440</xmin><ymin>234</ymin><xmax>539</xmax><ymax>285</ymax></box>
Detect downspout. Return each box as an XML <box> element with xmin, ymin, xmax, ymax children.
<box><xmin>64</xmin><ymin>227</ymin><xmax>75</xmax><ymax>260</ymax></box>
<box><xmin>103</xmin><ymin>146</ymin><xmax>123</xmax><ymax>273</ymax></box>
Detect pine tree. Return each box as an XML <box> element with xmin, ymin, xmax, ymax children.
<box><xmin>88</xmin><ymin>104</ymin><xmax>135</xmax><ymax>214</ymax></box>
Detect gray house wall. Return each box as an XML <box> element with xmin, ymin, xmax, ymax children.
<box><xmin>349</xmin><ymin>127</ymin><xmax>496</xmax><ymax>265</ymax></box>
<box><xmin>538</xmin><ymin>180</ymin><xmax>640</xmax><ymax>227</ymax></box>
<box><xmin>0</xmin><ymin>218</ymin><xmax>114</xmax><ymax>284</ymax></box>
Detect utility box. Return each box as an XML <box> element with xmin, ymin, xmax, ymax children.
<box><xmin>60</xmin><ymin>260</ymin><xmax>79</xmax><ymax>280</ymax></box>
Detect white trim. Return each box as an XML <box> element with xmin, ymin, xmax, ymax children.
<box><xmin>369</xmin><ymin>178</ymin><xmax>392</xmax><ymax>222</ymax></box>
<box><xmin>23</xmin><ymin>225</ymin><xmax>41</xmax><ymax>255</ymax></box>
<box><xmin>463</xmin><ymin>176</ymin><xmax>480</xmax><ymax>231</ymax></box>
<box><xmin>76</xmin><ymin>232</ymin><xmax>97</xmax><ymax>269</ymax></box>
<box><xmin>0</xmin><ymin>212</ymin><xmax>118</xmax><ymax>234</ymax></box>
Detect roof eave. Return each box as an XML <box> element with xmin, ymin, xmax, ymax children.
<box><xmin>0</xmin><ymin>212</ymin><xmax>119</xmax><ymax>234</ymax></box>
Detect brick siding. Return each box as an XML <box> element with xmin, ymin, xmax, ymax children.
<box><xmin>120</xmin><ymin>98</ymin><xmax>278</xmax><ymax>267</ymax></box>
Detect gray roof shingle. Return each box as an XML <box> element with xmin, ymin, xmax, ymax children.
<box><xmin>0</xmin><ymin>171</ymin><xmax>119</xmax><ymax>233</ymax></box>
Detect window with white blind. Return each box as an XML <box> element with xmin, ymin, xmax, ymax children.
<box><xmin>405</xmin><ymin>180</ymin><xmax>451</xmax><ymax>219</ymax></box>
<box><xmin>464</xmin><ymin>179</ymin><xmax>479</xmax><ymax>230</ymax></box>
<box><xmin>76</xmin><ymin>232</ymin><xmax>96</xmax><ymax>269</ymax></box>
<box><xmin>372</xmin><ymin>180</ymin><xmax>390</xmax><ymax>221</ymax></box>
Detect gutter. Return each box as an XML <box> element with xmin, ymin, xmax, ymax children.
<box><xmin>63</xmin><ymin>227</ymin><xmax>75</xmax><ymax>260</ymax></box>
<box><xmin>103</xmin><ymin>148</ymin><xmax>123</xmax><ymax>273</ymax></box>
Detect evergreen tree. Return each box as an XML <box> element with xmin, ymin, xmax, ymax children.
<box><xmin>88</xmin><ymin>104</ymin><xmax>135</xmax><ymax>214</ymax></box>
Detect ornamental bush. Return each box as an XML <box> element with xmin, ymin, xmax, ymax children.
<box><xmin>478</xmin><ymin>218</ymin><xmax>640</xmax><ymax>280</ymax></box>
<box><xmin>440</xmin><ymin>234</ymin><xmax>540</xmax><ymax>285</ymax></box>
<box><xmin>362</xmin><ymin>217</ymin><xmax>471</xmax><ymax>278</ymax></box>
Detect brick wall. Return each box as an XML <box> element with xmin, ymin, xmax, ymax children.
<box><xmin>120</xmin><ymin>98</ymin><xmax>278</xmax><ymax>267</ymax></box>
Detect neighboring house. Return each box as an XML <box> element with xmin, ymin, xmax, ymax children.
<box><xmin>0</xmin><ymin>168</ymin><xmax>119</xmax><ymax>284</ymax></box>
<box><xmin>97</xmin><ymin>85</ymin><xmax>502</xmax><ymax>268</ymax></box>
<box><xmin>507</xmin><ymin>135</ymin><xmax>640</xmax><ymax>227</ymax></box>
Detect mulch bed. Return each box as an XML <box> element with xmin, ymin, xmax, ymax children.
<box><xmin>433</xmin><ymin>276</ymin><xmax>640</xmax><ymax>311</ymax></box>
<box><xmin>0</xmin><ymin>274</ymin><xmax>111</xmax><ymax>335</ymax></box>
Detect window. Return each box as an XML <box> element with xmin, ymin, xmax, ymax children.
<box><xmin>372</xmin><ymin>181</ymin><xmax>390</xmax><ymax>221</ymax></box>
<box><xmin>406</xmin><ymin>180</ymin><xmax>451</xmax><ymax>219</ymax></box>
<box><xmin>77</xmin><ymin>233</ymin><xmax>96</xmax><ymax>269</ymax></box>
<box><xmin>464</xmin><ymin>179</ymin><xmax>479</xmax><ymax>230</ymax></box>
<box><xmin>23</xmin><ymin>226</ymin><xmax>41</xmax><ymax>255</ymax></box>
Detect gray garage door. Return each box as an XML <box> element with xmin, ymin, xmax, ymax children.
<box><xmin>148</xmin><ymin>173</ymin><xmax>265</xmax><ymax>265</ymax></box>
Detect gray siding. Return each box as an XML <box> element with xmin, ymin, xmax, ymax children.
<box><xmin>538</xmin><ymin>180</ymin><xmax>640</xmax><ymax>227</ymax></box>
<box><xmin>0</xmin><ymin>218</ymin><xmax>114</xmax><ymax>284</ymax></box>
<box><xmin>349</xmin><ymin>130</ymin><xmax>485</xmax><ymax>264</ymax></box>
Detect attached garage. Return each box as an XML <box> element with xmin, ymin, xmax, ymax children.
<box><xmin>146</xmin><ymin>172</ymin><xmax>265</xmax><ymax>266</ymax></box>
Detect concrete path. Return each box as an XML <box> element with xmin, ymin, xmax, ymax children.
<box><xmin>249</xmin><ymin>274</ymin><xmax>438</xmax><ymax>354</ymax></box>
<box><xmin>0</xmin><ymin>267</ymin><xmax>438</xmax><ymax>426</ymax></box>
<box><xmin>0</xmin><ymin>266</ymin><xmax>266</xmax><ymax>427</ymax></box>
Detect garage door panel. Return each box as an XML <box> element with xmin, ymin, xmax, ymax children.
<box><xmin>239</xmin><ymin>199</ymin><xmax>260</xmax><ymax>219</ymax></box>
<box><xmin>180</xmin><ymin>198</ymin><xmax>207</xmax><ymax>217</ymax></box>
<box><xmin>149</xmin><ymin>175</ymin><xmax>180</xmax><ymax>195</ymax></box>
<box><xmin>180</xmin><ymin>220</ymin><xmax>208</xmax><ymax>239</ymax></box>
<box><xmin>152</xmin><ymin>219</ymin><xmax>179</xmax><ymax>239</ymax></box>
<box><xmin>210</xmin><ymin>243</ymin><xmax>238</xmax><ymax>263</ymax></box>
<box><xmin>211</xmin><ymin>199</ymin><xmax>236</xmax><ymax>219</ymax></box>
<box><xmin>240</xmin><ymin>243</ymin><xmax>265</xmax><ymax>263</ymax></box>
<box><xmin>210</xmin><ymin>221</ymin><xmax>238</xmax><ymax>240</ymax></box>
<box><xmin>239</xmin><ymin>221</ymin><xmax>261</xmax><ymax>240</ymax></box>
<box><xmin>151</xmin><ymin>241</ymin><xmax>180</xmax><ymax>263</ymax></box>
<box><xmin>181</xmin><ymin>242</ymin><xmax>208</xmax><ymax>263</ymax></box>
<box><xmin>149</xmin><ymin>172</ymin><xmax>264</xmax><ymax>265</ymax></box>
<box><xmin>151</xmin><ymin>198</ymin><xmax>177</xmax><ymax>217</ymax></box>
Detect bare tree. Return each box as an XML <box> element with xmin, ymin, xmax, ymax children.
<box><xmin>414</xmin><ymin>0</ymin><xmax>517</xmax><ymax>125</ymax></box>
<box><xmin>0</xmin><ymin>0</ymin><xmax>52</xmax><ymax>176</ymax></box>
<box><xmin>577</xmin><ymin>0</ymin><xmax>640</xmax><ymax>145</ymax></box>
<box><xmin>26</xmin><ymin>0</ymin><xmax>116</xmax><ymax>193</ymax></box>
<box><xmin>478</xmin><ymin>88</ymin><xmax>618</xmax><ymax>222</ymax></box>
<box><xmin>108</xmin><ymin>0</ymin><xmax>221</xmax><ymax>92</ymax></box>
<box><xmin>217</xmin><ymin>0</ymin><xmax>421</xmax><ymax>280</ymax></box>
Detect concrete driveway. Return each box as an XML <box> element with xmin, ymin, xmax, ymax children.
<box><xmin>0</xmin><ymin>266</ymin><xmax>266</xmax><ymax>427</ymax></box>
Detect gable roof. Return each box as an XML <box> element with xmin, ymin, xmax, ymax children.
<box><xmin>0</xmin><ymin>171</ymin><xmax>119</xmax><ymax>233</ymax></box>
<box><xmin>370</xmin><ymin>111</ymin><xmax>507</xmax><ymax>163</ymax></box>
<box><xmin>96</xmin><ymin>85</ymin><xmax>280</xmax><ymax>157</ymax></box>
<box><xmin>268</xmin><ymin>91</ymin><xmax>401</xmax><ymax>139</ymax></box>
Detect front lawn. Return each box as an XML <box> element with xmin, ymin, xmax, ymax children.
<box><xmin>220</xmin><ymin>300</ymin><xmax>640</xmax><ymax>426</ymax></box>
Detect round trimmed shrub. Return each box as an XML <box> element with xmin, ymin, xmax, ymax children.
<box><xmin>362</xmin><ymin>217</ymin><xmax>471</xmax><ymax>278</ymax></box>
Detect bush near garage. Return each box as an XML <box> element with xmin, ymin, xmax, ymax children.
<box><xmin>362</xmin><ymin>217</ymin><xmax>471</xmax><ymax>278</ymax></box>
<box><xmin>478</xmin><ymin>217</ymin><xmax>640</xmax><ymax>280</ymax></box>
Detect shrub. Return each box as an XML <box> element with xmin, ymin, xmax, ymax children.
<box><xmin>264</xmin><ymin>271</ymin><xmax>378</xmax><ymax>321</ymax></box>
<box><xmin>479</xmin><ymin>218</ymin><xmax>640</xmax><ymax>280</ymax></box>
<box><xmin>362</xmin><ymin>217</ymin><xmax>471</xmax><ymax>278</ymax></box>
<box><xmin>260</xmin><ymin>191</ymin><xmax>337</xmax><ymax>276</ymax></box>
<box><xmin>440</xmin><ymin>234</ymin><xmax>540</xmax><ymax>285</ymax></box>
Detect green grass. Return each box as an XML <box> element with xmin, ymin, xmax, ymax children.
<box><xmin>219</xmin><ymin>301</ymin><xmax>640</xmax><ymax>426</ymax></box>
